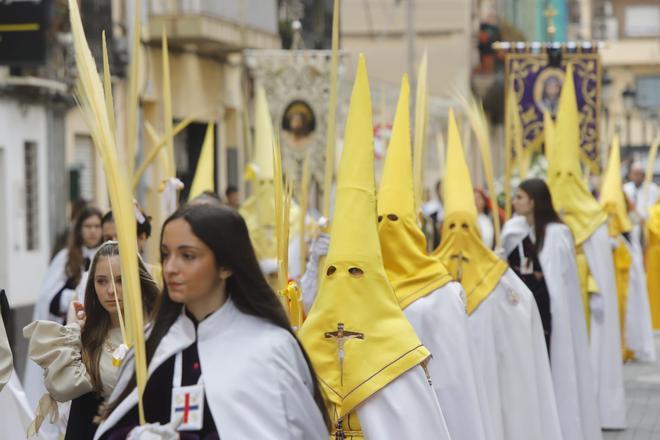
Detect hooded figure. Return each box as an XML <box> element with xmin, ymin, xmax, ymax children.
<box><xmin>547</xmin><ymin>63</ymin><xmax>626</xmax><ymax>429</ymax></box>
<box><xmin>239</xmin><ymin>86</ymin><xmax>304</xmax><ymax>278</ymax></box>
<box><xmin>377</xmin><ymin>76</ymin><xmax>491</xmax><ymax>440</ymax></box>
<box><xmin>600</xmin><ymin>135</ymin><xmax>655</xmax><ymax>362</ymax></box>
<box><xmin>434</xmin><ymin>110</ymin><xmax>562</xmax><ymax>440</ymax></box>
<box><xmin>646</xmin><ymin>203</ymin><xmax>660</xmax><ymax>330</ymax></box>
<box><xmin>500</xmin><ymin>198</ymin><xmax>603</xmax><ymax>440</ymax></box>
<box><xmin>299</xmin><ymin>56</ymin><xmax>450</xmax><ymax>440</ymax></box>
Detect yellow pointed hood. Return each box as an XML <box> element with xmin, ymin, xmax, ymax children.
<box><xmin>377</xmin><ymin>75</ymin><xmax>452</xmax><ymax>309</ymax></box>
<box><xmin>239</xmin><ymin>86</ymin><xmax>277</xmax><ymax>261</ymax></box>
<box><xmin>600</xmin><ymin>135</ymin><xmax>632</xmax><ymax>236</ymax></box>
<box><xmin>433</xmin><ymin>109</ymin><xmax>507</xmax><ymax>314</ymax></box>
<box><xmin>188</xmin><ymin>123</ymin><xmax>215</xmax><ymax>200</ymax></box>
<box><xmin>543</xmin><ymin>110</ymin><xmax>555</xmax><ymax>163</ymax></box>
<box><xmin>253</xmin><ymin>85</ymin><xmax>275</xmax><ymax>180</ymax></box>
<box><xmin>547</xmin><ymin>64</ymin><xmax>607</xmax><ymax>245</ymax></box>
<box><xmin>299</xmin><ymin>56</ymin><xmax>429</xmax><ymax>421</ymax></box>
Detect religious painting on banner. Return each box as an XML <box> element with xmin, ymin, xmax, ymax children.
<box><xmin>504</xmin><ymin>45</ymin><xmax>602</xmax><ymax>172</ymax></box>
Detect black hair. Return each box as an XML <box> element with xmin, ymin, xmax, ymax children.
<box><xmin>224</xmin><ymin>185</ymin><xmax>238</xmax><ymax>197</ymax></box>
<box><xmin>518</xmin><ymin>178</ymin><xmax>562</xmax><ymax>252</ymax></box>
<box><xmin>101</xmin><ymin>210</ymin><xmax>153</xmax><ymax>239</ymax></box>
<box><xmin>137</xmin><ymin>214</ymin><xmax>152</xmax><ymax>238</ymax></box>
<box><xmin>101</xmin><ymin>211</ymin><xmax>114</xmax><ymax>226</ymax></box>
<box><xmin>107</xmin><ymin>204</ymin><xmax>330</xmax><ymax>428</ymax></box>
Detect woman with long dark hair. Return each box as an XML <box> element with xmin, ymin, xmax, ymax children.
<box><xmin>95</xmin><ymin>203</ymin><xmax>329</xmax><ymax>439</ymax></box>
<box><xmin>24</xmin><ymin>241</ymin><xmax>159</xmax><ymax>439</ymax></box>
<box><xmin>500</xmin><ymin>178</ymin><xmax>601</xmax><ymax>440</ymax></box>
<box><xmin>25</xmin><ymin>206</ymin><xmax>104</xmax><ymax>408</ymax></box>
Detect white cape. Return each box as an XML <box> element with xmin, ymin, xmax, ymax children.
<box><xmin>357</xmin><ymin>365</ymin><xmax>451</xmax><ymax>439</ymax></box>
<box><xmin>95</xmin><ymin>298</ymin><xmax>328</xmax><ymax>440</ymax></box>
<box><xmin>0</xmin><ymin>370</ymin><xmax>37</xmax><ymax>439</ymax></box>
<box><xmin>469</xmin><ymin>268</ymin><xmax>563</xmax><ymax>440</ymax></box>
<box><xmin>0</xmin><ymin>315</ymin><xmax>11</xmax><ymax>390</ymax></box>
<box><xmin>404</xmin><ymin>282</ymin><xmax>492</xmax><ymax>440</ymax></box>
<box><xmin>622</xmin><ymin>237</ymin><xmax>656</xmax><ymax>362</ymax></box>
<box><xmin>25</xmin><ymin>249</ymin><xmax>69</xmax><ymax>410</ymax></box>
<box><xmin>583</xmin><ymin>223</ymin><xmax>627</xmax><ymax>429</ymax></box>
<box><xmin>501</xmin><ymin>217</ymin><xmax>602</xmax><ymax>440</ymax></box>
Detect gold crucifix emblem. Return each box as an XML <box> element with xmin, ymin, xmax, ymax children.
<box><xmin>544</xmin><ymin>5</ymin><xmax>557</xmax><ymax>40</ymax></box>
<box><xmin>449</xmin><ymin>251</ymin><xmax>470</xmax><ymax>282</ymax></box>
<box><xmin>325</xmin><ymin>322</ymin><xmax>364</xmax><ymax>385</ymax></box>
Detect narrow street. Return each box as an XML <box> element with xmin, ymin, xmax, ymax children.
<box><xmin>604</xmin><ymin>334</ymin><xmax>660</xmax><ymax>439</ymax></box>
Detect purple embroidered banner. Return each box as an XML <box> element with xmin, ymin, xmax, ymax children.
<box><xmin>505</xmin><ymin>51</ymin><xmax>601</xmax><ymax>172</ymax></box>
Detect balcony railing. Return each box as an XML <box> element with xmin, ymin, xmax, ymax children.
<box><xmin>147</xmin><ymin>0</ymin><xmax>280</xmax><ymax>51</ymax></box>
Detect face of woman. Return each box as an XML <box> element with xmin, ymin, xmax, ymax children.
<box><xmin>94</xmin><ymin>255</ymin><xmax>122</xmax><ymax>315</ymax></box>
<box><xmin>513</xmin><ymin>188</ymin><xmax>534</xmax><ymax>217</ymax></box>
<box><xmin>81</xmin><ymin>215</ymin><xmax>103</xmax><ymax>248</ymax></box>
<box><xmin>161</xmin><ymin>218</ymin><xmax>228</xmax><ymax>311</ymax></box>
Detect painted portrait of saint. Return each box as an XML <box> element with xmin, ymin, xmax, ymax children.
<box><xmin>534</xmin><ymin>68</ymin><xmax>565</xmax><ymax>118</ymax></box>
<box><xmin>281</xmin><ymin>100</ymin><xmax>316</xmax><ymax>151</ymax></box>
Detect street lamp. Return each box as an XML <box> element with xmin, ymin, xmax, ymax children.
<box><xmin>622</xmin><ymin>84</ymin><xmax>637</xmax><ymax>148</ymax></box>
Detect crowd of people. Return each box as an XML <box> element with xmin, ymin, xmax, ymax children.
<box><xmin>0</xmin><ymin>4</ymin><xmax>659</xmax><ymax>439</ymax></box>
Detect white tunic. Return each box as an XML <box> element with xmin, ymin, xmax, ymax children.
<box><xmin>0</xmin><ymin>313</ymin><xmax>11</xmax><ymax>391</ymax></box>
<box><xmin>0</xmin><ymin>370</ymin><xmax>35</xmax><ymax>439</ymax></box>
<box><xmin>623</xmin><ymin>181</ymin><xmax>658</xmax><ymax>221</ymax></box>
<box><xmin>404</xmin><ymin>282</ymin><xmax>492</xmax><ymax>440</ymax></box>
<box><xmin>622</xmin><ymin>237</ymin><xmax>656</xmax><ymax>362</ymax></box>
<box><xmin>94</xmin><ymin>298</ymin><xmax>328</xmax><ymax>440</ymax></box>
<box><xmin>582</xmin><ymin>223</ymin><xmax>627</xmax><ymax>429</ymax></box>
<box><xmin>477</xmin><ymin>212</ymin><xmax>495</xmax><ymax>249</ymax></box>
<box><xmin>501</xmin><ymin>217</ymin><xmax>602</xmax><ymax>440</ymax></box>
<box><xmin>357</xmin><ymin>365</ymin><xmax>451</xmax><ymax>440</ymax></box>
<box><xmin>469</xmin><ymin>268</ymin><xmax>563</xmax><ymax>440</ymax></box>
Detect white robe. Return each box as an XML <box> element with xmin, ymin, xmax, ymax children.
<box><xmin>0</xmin><ymin>370</ymin><xmax>37</xmax><ymax>439</ymax></box>
<box><xmin>357</xmin><ymin>365</ymin><xmax>451</xmax><ymax>440</ymax></box>
<box><xmin>623</xmin><ymin>181</ymin><xmax>658</xmax><ymax>249</ymax></box>
<box><xmin>0</xmin><ymin>314</ymin><xmax>11</xmax><ymax>391</ymax></box>
<box><xmin>469</xmin><ymin>268</ymin><xmax>563</xmax><ymax>440</ymax></box>
<box><xmin>622</xmin><ymin>237</ymin><xmax>656</xmax><ymax>362</ymax></box>
<box><xmin>94</xmin><ymin>298</ymin><xmax>328</xmax><ymax>440</ymax></box>
<box><xmin>477</xmin><ymin>213</ymin><xmax>495</xmax><ymax>249</ymax></box>
<box><xmin>501</xmin><ymin>217</ymin><xmax>602</xmax><ymax>440</ymax></box>
<box><xmin>582</xmin><ymin>223</ymin><xmax>627</xmax><ymax>429</ymax></box>
<box><xmin>403</xmin><ymin>282</ymin><xmax>492</xmax><ymax>440</ymax></box>
<box><xmin>623</xmin><ymin>181</ymin><xmax>658</xmax><ymax>221</ymax></box>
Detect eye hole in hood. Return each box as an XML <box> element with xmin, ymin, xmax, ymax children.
<box><xmin>348</xmin><ymin>267</ymin><xmax>364</xmax><ymax>277</ymax></box>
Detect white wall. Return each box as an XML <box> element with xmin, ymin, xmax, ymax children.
<box><xmin>0</xmin><ymin>98</ymin><xmax>51</xmax><ymax>307</ymax></box>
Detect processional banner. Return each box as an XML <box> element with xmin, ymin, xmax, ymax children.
<box><xmin>503</xmin><ymin>45</ymin><xmax>602</xmax><ymax>172</ymax></box>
